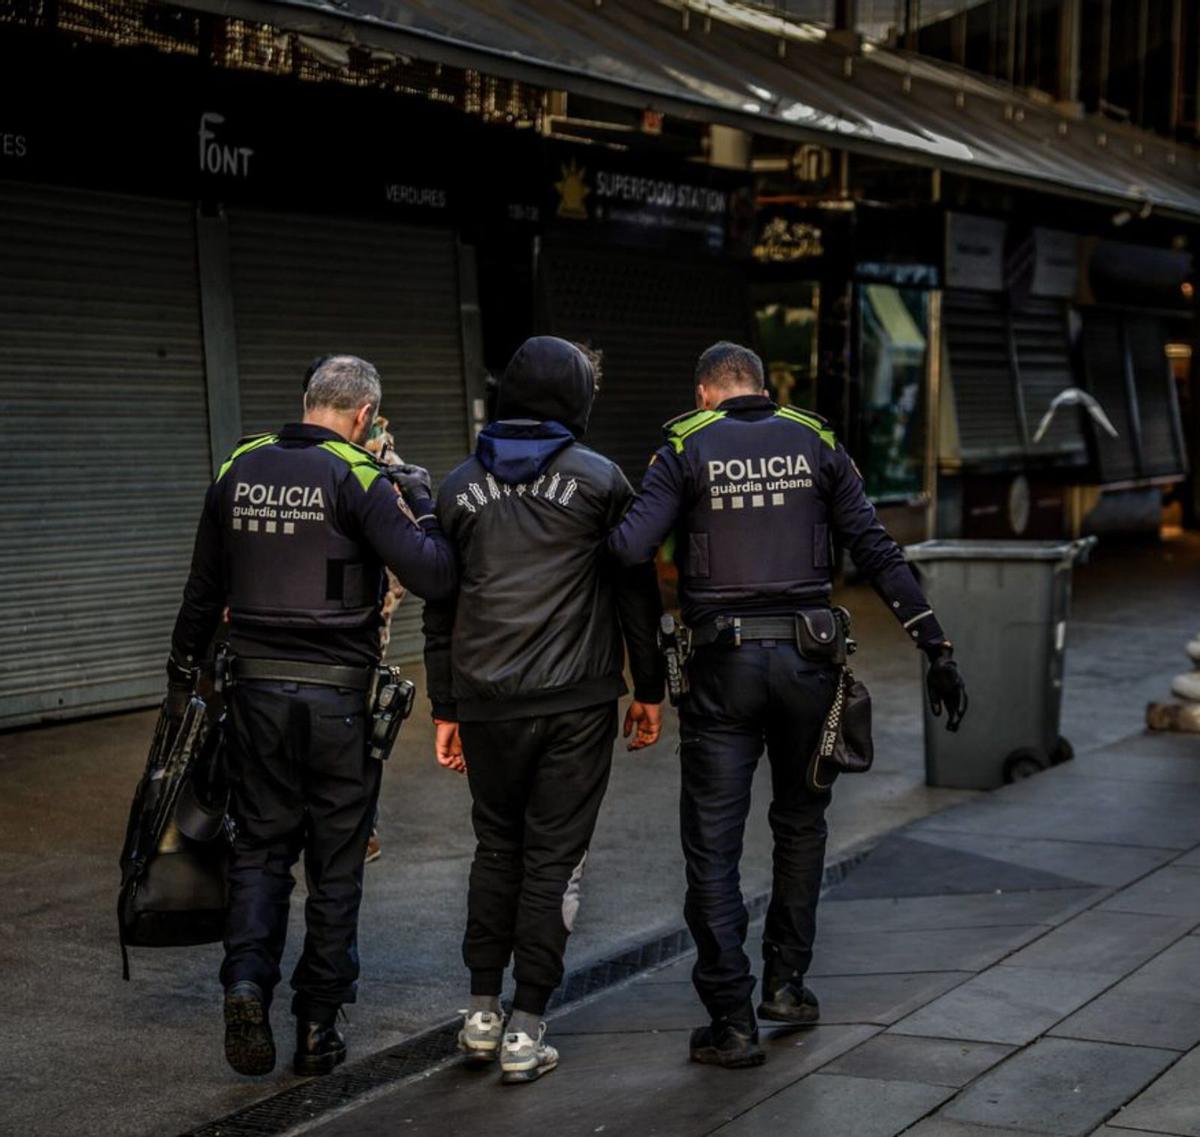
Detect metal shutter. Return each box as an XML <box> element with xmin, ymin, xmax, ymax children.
<box><xmin>539</xmin><ymin>242</ymin><xmax>749</xmax><ymax>480</ymax></box>
<box><xmin>1079</xmin><ymin>310</ymin><xmax>1138</xmax><ymax>481</ymax></box>
<box><xmin>943</xmin><ymin>291</ymin><xmax>1023</xmax><ymax>465</ymax></box>
<box><xmin>1012</xmin><ymin>298</ymin><xmax>1086</xmax><ymax>463</ymax></box>
<box><xmin>0</xmin><ymin>182</ymin><xmax>210</xmax><ymax>726</ymax></box>
<box><xmin>227</xmin><ymin>210</ymin><xmax>466</xmax><ymax>660</ymax></box>
<box><xmin>1126</xmin><ymin>315</ymin><xmax>1186</xmax><ymax>478</ymax></box>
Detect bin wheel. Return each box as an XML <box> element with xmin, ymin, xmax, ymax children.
<box><xmin>1003</xmin><ymin>748</ymin><xmax>1047</xmax><ymax>783</ymax></box>
<box><xmin>1049</xmin><ymin>736</ymin><xmax>1074</xmax><ymax>766</ymax></box>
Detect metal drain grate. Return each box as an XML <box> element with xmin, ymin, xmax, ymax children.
<box><xmin>184</xmin><ymin>845</ymin><xmax>872</xmax><ymax>1137</ymax></box>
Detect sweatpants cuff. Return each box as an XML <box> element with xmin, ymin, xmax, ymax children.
<box><xmin>513</xmin><ymin>983</ymin><xmax>553</xmax><ymax>1016</ymax></box>
<box><xmin>470</xmin><ymin>969</ymin><xmax>504</xmax><ymax>997</ymax></box>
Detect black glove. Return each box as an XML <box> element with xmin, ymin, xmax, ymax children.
<box><xmin>924</xmin><ymin>647</ymin><xmax>968</xmax><ymax>732</ymax></box>
<box><xmin>165</xmin><ymin>654</ymin><xmax>196</xmax><ymax>719</ymax></box>
<box><xmin>384</xmin><ymin>462</ymin><xmax>432</xmax><ymax>503</ymax></box>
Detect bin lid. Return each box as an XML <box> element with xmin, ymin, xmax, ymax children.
<box><xmin>904</xmin><ymin>538</ymin><xmax>1097</xmax><ymax>563</ymax></box>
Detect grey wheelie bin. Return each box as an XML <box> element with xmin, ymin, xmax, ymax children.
<box><xmin>904</xmin><ymin>537</ymin><xmax>1097</xmax><ymax>790</ymax></box>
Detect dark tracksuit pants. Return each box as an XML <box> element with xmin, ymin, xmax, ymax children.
<box><xmin>679</xmin><ymin>643</ymin><xmax>838</xmax><ymax>1019</ymax></box>
<box><xmin>220</xmin><ymin>680</ymin><xmax>382</xmax><ymax>1022</ymax></box>
<box><xmin>460</xmin><ymin>702</ymin><xmax>617</xmax><ymax>1016</ymax></box>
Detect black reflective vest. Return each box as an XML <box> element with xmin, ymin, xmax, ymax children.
<box><xmin>667</xmin><ymin>404</ymin><xmax>838</xmax><ymax>619</ymax></box>
<box><xmin>215</xmin><ymin>433</ymin><xmax>385</xmax><ymax>630</ymax></box>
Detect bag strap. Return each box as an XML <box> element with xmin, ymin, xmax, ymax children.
<box><xmin>806</xmin><ymin>666</ymin><xmax>849</xmax><ymax>793</ymax></box>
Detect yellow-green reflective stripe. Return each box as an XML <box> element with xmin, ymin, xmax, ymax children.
<box><xmin>319</xmin><ymin>440</ymin><xmax>381</xmax><ymax>490</ymax></box>
<box><xmin>217</xmin><ymin>433</ymin><xmax>278</xmax><ymax>481</ymax></box>
<box><xmin>776</xmin><ymin>407</ymin><xmax>836</xmax><ymax>449</ymax></box>
<box><xmin>668</xmin><ymin>410</ymin><xmax>726</xmax><ymax>452</ymax></box>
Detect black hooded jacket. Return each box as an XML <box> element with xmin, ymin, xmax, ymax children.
<box><xmin>423</xmin><ymin>337</ymin><xmax>665</xmax><ymax>722</ymax></box>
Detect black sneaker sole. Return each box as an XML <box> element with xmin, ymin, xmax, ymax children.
<box><xmin>293</xmin><ymin>1048</ymin><xmax>347</xmax><ymax>1077</ymax></box>
<box><xmin>690</xmin><ymin>1045</ymin><xmax>766</xmax><ymax>1069</ymax></box>
<box><xmin>757</xmin><ymin>1000</ymin><xmax>820</xmax><ymax>1026</ymax></box>
<box><xmin>224</xmin><ymin>995</ymin><xmax>276</xmax><ymax>1076</ymax></box>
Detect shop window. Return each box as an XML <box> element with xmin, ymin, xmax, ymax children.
<box><xmin>858</xmin><ymin>283</ymin><xmax>927</xmax><ymax>500</ymax></box>
<box><xmin>755</xmin><ymin>284</ymin><xmax>819</xmax><ymax>412</ymax></box>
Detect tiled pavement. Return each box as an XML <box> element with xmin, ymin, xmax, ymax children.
<box><xmin>306</xmin><ymin>725</ymin><xmax>1200</xmax><ymax>1137</ymax></box>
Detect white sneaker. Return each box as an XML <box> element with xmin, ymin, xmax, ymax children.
<box><xmin>457</xmin><ymin>1009</ymin><xmax>504</xmax><ymax>1064</ymax></box>
<box><xmin>1171</xmin><ymin>671</ymin><xmax>1200</xmax><ymax>703</ymax></box>
<box><xmin>500</xmin><ymin>1023</ymin><xmax>559</xmax><ymax>1084</ymax></box>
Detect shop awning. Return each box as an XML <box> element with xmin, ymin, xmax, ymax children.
<box><xmin>172</xmin><ymin>0</ymin><xmax>1200</xmax><ymax>221</ymax></box>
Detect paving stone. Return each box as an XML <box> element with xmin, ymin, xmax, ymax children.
<box><xmin>824</xmin><ymin>835</ymin><xmax>1088</xmax><ymax>900</ymax></box>
<box><xmin>822</xmin><ymin>888</ymin><xmax>1100</xmax><ymax>933</ymax></box>
<box><xmin>916</xmin><ymin>831</ymin><xmax>1176</xmax><ymax>888</ymax></box>
<box><xmin>823</xmin><ymin>1034</ymin><xmax>1013</xmax><ymax>1087</ymax></box>
<box><xmin>1174</xmin><ymin>847</ymin><xmax>1200</xmax><ymax>868</ymax></box>
<box><xmin>941</xmin><ymin>1037</ymin><xmax>1176</xmax><ymax>1136</ymax></box>
<box><xmin>1054</xmin><ymin>743</ymin><xmax>1200</xmax><ymax>784</ymax></box>
<box><xmin>912</xmin><ymin>796</ymin><xmax>1198</xmax><ymax>851</ymax></box>
<box><xmin>1107</xmin><ymin>1045</ymin><xmax>1200</xmax><ymax>1136</ymax></box>
<box><xmin>812</xmin><ymin>972</ymin><xmax>976</xmax><ymax>1026</ymax></box>
<box><xmin>314</xmin><ymin>1023</ymin><xmax>880</xmax><ymax>1137</ymax></box>
<box><xmin>1099</xmin><ymin>865</ymin><xmax>1200</xmax><ymax>920</ymax></box>
<box><xmin>1090</xmin><ymin>1128</ymin><xmax>1181</xmax><ymax>1137</ymax></box>
<box><xmin>712</xmin><ymin>1073</ymin><xmax>952</xmax><ymax>1137</ymax></box>
<box><xmin>999</xmin><ymin>911</ymin><xmax>1193</xmax><ymax>976</ymax></box>
<box><xmin>892</xmin><ymin>965</ymin><xmax>1115</xmax><ymax>1045</ymax></box>
<box><xmin>1052</xmin><ymin>936</ymin><xmax>1200</xmax><ymax>1051</ymax></box>
<box><xmin>905</xmin><ymin>1120</ymin><xmax>1056</xmax><ymax>1137</ymax></box>
<box><xmin>553</xmin><ymin>976</ymin><xmax>704</xmax><ymax>1034</ymax></box>
<box><xmin>809</xmin><ymin>923</ymin><xmax>1044</xmax><ymax>977</ymax></box>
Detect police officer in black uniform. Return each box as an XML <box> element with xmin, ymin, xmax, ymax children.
<box><xmin>168</xmin><ymin>355</ymin><xmax>456</xmax><ymax>1078</ymax></box>
<box><xmin>608</xmin><ymin>342</ymin><xmax>966</xmax><ymax>1069</ymax></box>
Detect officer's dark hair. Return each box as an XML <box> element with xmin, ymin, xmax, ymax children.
<box><xmin>304</xmin><ymin>355</ymin><xmax>383</xmax><ymax>418</ymax></box>
<box><xmin>695</xmin><ymin>341</ymin><xmax>764</xmax><ymax>393</ymax></box>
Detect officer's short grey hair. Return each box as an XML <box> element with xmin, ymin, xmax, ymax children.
<box><xmin>303</xmin><ymin>355</ymin><xmax>382</xmax><ymax>417</ymax></box>
<box><xmin>695</xmin><ymin>342</ymin><xmax>764</xmax><ymax>392</ymax></box>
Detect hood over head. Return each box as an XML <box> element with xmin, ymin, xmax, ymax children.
<box><xmin>475</xmin><ymin>337</ymin><xmax>596</xmax><ymax>485</ymax></box>
<box><xmin>495</xmin><ymin>336</ymin><xmax>596</xmax><ymax>439</ymax></box>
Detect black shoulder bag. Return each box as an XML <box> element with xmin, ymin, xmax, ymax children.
<box><xmin>805</xmin><ymin>663</ymin><xmax>874</xmax><ymax>794</ymax></box>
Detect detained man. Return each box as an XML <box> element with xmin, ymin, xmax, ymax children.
<box><xmin>423</xmin><ymin>336</ymin><xmax>666</xmax><ymax>1084</ymax></box>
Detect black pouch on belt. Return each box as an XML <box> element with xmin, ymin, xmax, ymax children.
<box><xmin>795</xmin><ymin>608</ymin><xmax>846</xmax><ymax>664</ymax></box>
<box><xmin>806</xmin><ymin>667</ymin><xmax>874</xmax><ymax>792</ymax></box>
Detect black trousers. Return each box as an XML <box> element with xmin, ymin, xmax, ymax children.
<box><xmin>220</xmin><ymin>680</ymin><xmax>381</xmax><ymax>1022</ymax></box>
<box><xmin>679</xmin><ymin>643</ymin><xmax>837</xmax><ymax>1019</ymax></box>
<box><xmin>460</xmin><ymin>703</ymin><xmax>617</xmax><ymax>1016</ymax></box>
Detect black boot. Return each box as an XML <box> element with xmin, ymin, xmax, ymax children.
<box><xmin>294</xmin><ymin>1017</ymin><xmax>347</xmax><ymax>1077</ymax></box>
<box><xmin>224</xmin><ymin>981</ymin><xmax>276</xmax><ymax>1076</ymax></box>
<box><xmin>757</xmin><ymin>962</ymin><xmax>820</xmax><ymax>1026</ymax></box>
<box><xmin>689</xmin><ymin>1003</ymin><xmax>765</xmax><ymax>1069</ymax></box>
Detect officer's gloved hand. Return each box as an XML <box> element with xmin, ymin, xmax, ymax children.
<box><xmin>165</xmin><ymin>653</ymin><xmax>196</xmax><ymax>720</ymax></box>
<box><xmin>386</xmin><ymin>463</ymin><xmax>433</xmax><ymax>504</ymax></box>
<box><xmin>924</xmin><ymin>644</ymin><xmax>967</xmax><ymax>732</ymax></box>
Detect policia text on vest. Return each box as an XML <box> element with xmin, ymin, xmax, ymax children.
<box><xmin>607</xmin><ymin>341</ymin><xmax>967</xmax><ymax>1069</ymax></box>
<box><xmin>165</xmin><ymin>354</ymin><xmax>456</xmax><ymax>1078</ymax></box>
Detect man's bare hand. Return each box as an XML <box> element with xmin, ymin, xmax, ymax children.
<box><xmin>623</xmin><ymin>701</ymin><xmax>663</xmax><ymax>751</ymax></box>
<box><xmin>434</xmin><ymin>719</ymin><xmax>465</xmax><ymax>773</ymax></box>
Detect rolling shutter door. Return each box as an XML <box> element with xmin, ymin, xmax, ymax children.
<box><xmin>1012</xmin><ymin>298</ymin><xmax>1086</xmax><ymax>464</ymax></box>
<box><xmin>945</xmin><ymin>292</ymin><xmax>1086</xmax><ymax>470</ymax></box>
<box><xmin>539</xmin><ymin>243</ymin><xmax>749</xmax><ymax>480</ymax></box>
<box><xmin>227</xmin><ymin>211</ymin><xmax>466</xmax><ymax>660</ymax></box>
<box><xmin>1081</xmin><ymin>310</ymin><xmax>1186</xmax><ymax>482</ymax></box>
<box><xmin>1126</xmin><ymin>315</ymin><xmax>1186</xmax><ymax>478</ymax></box>
<box><xmin>1079</xmin><ymin>311</ymin><xmax>1137</xmax><ymax>481</ymax></box>
<box><xmin>943</xmin><ymin>291</ymin><xmax>1023</xmax><ymax>466</ymax></box>
<box><xmin>0</xmin><ymin>182</ymin><xmax>210</xmax><ymax>726</ymax></box>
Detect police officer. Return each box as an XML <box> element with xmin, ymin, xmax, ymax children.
<box><xmin>608</xmin><ymin>342</ymin><xmax>966</xmax><ymax>1069</ymax></box>
<box><xmin>168</xmin><ymin>355</ymin><xmax>456</xmax><ymax>1078</ymax></box>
